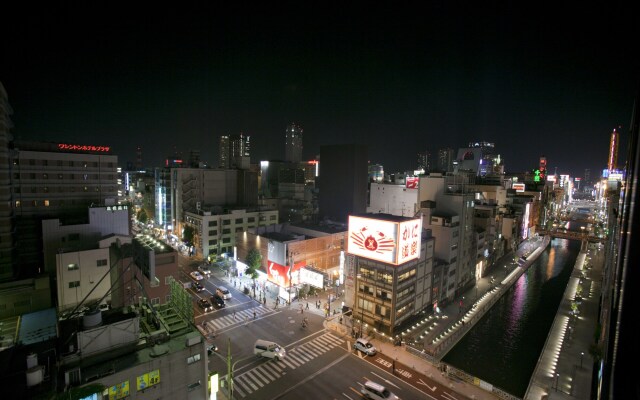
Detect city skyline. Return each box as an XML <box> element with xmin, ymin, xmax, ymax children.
<box><xmin>1</xmin><ymin>4</ymin><xmax>638</xmax><ymax>177</ymax></box>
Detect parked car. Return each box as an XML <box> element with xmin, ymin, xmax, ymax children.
<box><xmin>192</xmin><ymin>281</ymin><xmax>205</xmax><ymax>292</ymax></box>
<box><xmin>197</xmin><ymin>298</ymin><xmax>213</xmax><ymax>312</ymax></box>
<box><xmin>211</xmin><ymin>294</ymin><xmax>225</xmax><ymax>309</ymax></box>
<box><xmin>190</xmin><ymin>271</ymin><xmax>204</xmax><ymax>281</ymax></box>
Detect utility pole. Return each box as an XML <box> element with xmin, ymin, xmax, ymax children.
<box><xmin>227</xmin><ymin>337</ymin><xmax>232</xmax><ymax>399</ymax></box>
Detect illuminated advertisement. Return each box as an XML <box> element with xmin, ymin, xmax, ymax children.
<box><xmin>300</xmin><ymin>268</ymin><xmax>324</xmax><ymax>288</ymax></box>
<box><xmin>512</xmin><ymin>183</ymin><xmax>526</xmax><ymax>192</ymax></box>
<box><xmin>267</xmin><ymin>260</ymin><xmax>305</xmax><ymax>287</ymax></box>
<box><xmin>348</xmin><ymin>215</ymin><xmax>422</xmax><ymax>265</ymax></box>
<box><xmin>109</xmin><ymin>381</ymin><xmax>130</xmax><ymax>399</ymax></box>
<box><xmin>608</xmin><ymin>173</ymin><xmax>623</xmax><ymax>181</ymax></box>
<box><xmin>58</xmin><ymin>143</ymin><xmax>110</xmax><ymax>152</ymax></box>
<box><xmin>405</xmin><ymin>177</ymin><xmax>419</xmax><ymax>189</ymax></box>
<box><xmin>136</xmin><ymin>369</ymin><xmax>160</xmax><ymax>391</ymax></box>
<box><xmin>547</xmin><ymin>175</ymin><xmax>556</xmax><ymax>182</ymax></box>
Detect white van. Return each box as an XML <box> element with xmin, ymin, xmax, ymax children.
<box><xmin>216</xmin><ymin>286</ymin><xmax>232</xmax><ymax>300</ymax></box>
<box><xmin>254</xmin><ymin>339</ymin><xmax>286</xmax><ymax>360</ymax></box>
<box><xmin>361</xmin><ymin>381</ymin><xmax>400</xmax><ymax>400</ymax></box>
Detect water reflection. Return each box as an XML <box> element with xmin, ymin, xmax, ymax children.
<box><xmin>443</xmin><ymin>239</ymin><xmax>580</xmax><ymax>397</ymax></box>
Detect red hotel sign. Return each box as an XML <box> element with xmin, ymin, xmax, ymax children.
<box><xmin>58</xmin><ymin>143</ymin><xmax>111</xmax><ymax>152</ymax></box>
<box><xmin>267</xmin><ymin>260</ymin><xmax>306</xmax><ymax>287</ymax></box>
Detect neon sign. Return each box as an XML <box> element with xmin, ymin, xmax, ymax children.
<box><xmin>57</xmin><ymin>143</ymin><xmax>110</xmax><ymax>152</ymax></box>
<box><xmin>348</xmin><ymin>216</ymin><xmax>422</xmax><ymax>265</ymax></box>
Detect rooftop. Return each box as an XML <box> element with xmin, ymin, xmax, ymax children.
<box><xmin>352</xmin><ymin>213</ymin><xmax>418</xmax><ymax>223</ymax></box>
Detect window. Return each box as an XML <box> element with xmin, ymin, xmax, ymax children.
<box><xmin>235</xmin><ymin>218</ymin><xmax>243</xmax><ymax>224</ymax></box>
<box><xmin>187</xmin><ymin>381</ymin><xmax>201</xmax><ymax>392</ymax></box>
<box><xmin>270</xmin><ymin>215</ymin><xmax>276</xmax><ymax>220</ymax></box>
<box><xmin>96</xmin><ymin>259</ymin><xmax>107</xmax><ymax>267</ymax></box>
<box><xmin>209</xmin><ymin>239</ymin><xmax>217</xmax><ymax>245</ymax></box>
<box><xmin>209</xmin><ymin>230</ymin><xmax>217</xmax><ymax>236</ymax></box>
<box><xmin>43</xmin><ymin>187</ymin><xmax>49</xmax><ymax>193</ymax></box>
<box><xmin>248</xmin><ymin>217</ymin><xmax>255</xmax><ymax>223</ymax></box>
<box><xmin>235</xmin><ymin>227</ymin><xmax>243</xmax><ymax>233</ymax></box>
<box><xmin>67</xmin><ymin>263</ymin><xmax>79</xmax><ymax>271</ymax></box>
<box><xmin>208</xmin><ymin>221</ymin><xmax>217</xmax><ymax>227</ymax></box>
<box><xmin>222</xmin><ymin>220</ymin><xmax>230</xmax><ymax>225</ymax></box>
<box><xmin>151</xmin><ymin>297</ymin><xmax>160</xmax><ymax>305</ymax></box>
<box><xmin>43</xmin><ymin>173</ymin><xmax>48</xmax><ymax>179</ymax></box>
<box><xmin>222</xmin><ymin>237</ymin><xmax>230</xmax><ymax>244</ymax></box>
<box><xmin>15</xmin><ymin>201</ymin><xmax>20</xmax><ymax>208</ymax></box>
<box><xmin>222</xmin><ymin>228</ymin><xmax>231</xmax><ymax>234</ymax></box>
<box><xmin>187</xmin><ymin>354</ymin><xmax>201</xmax><ymax>365</ymax></box>
<box><xmin>69</xmin><ymin>281</ymin><xmax>80</xmax><ymax>288</ymax></box>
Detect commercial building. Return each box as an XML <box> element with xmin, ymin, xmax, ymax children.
<box><xmin>284</xmin><ymin>123</ymin><xmax>303</xmax><ymax>163</ymax></box>
<box><xmin>219</xmin><ymin>133</ymin><xmax>251</xmax><ymax>169</ymax></box>
<box><xmin>184</xmin><ymin>207</ymin><xmax>279</xmax><ymax>260</ymax></box>
<box><xmin>0</xmin><ymin>82</ymin><xmax>14</xmax><ymax>280</ymax></box>
<box><xmin>344</xmin><ymin>214</ymin><xmax>434</xmax><ymax>335</ymax></box>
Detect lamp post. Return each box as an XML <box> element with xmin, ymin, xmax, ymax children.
<box><xmin>581</xmin><ymin>351</ymin><xmax>584</xmax><ymax>368</ymax></box>
<box><xmin>555</xmin><ymin>373</ymin><xmax>559</xmax><ymax>392</ymax></box>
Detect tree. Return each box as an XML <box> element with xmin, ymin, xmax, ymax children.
<box><xmin>183</xmin><ymin>225</ymin><xmax>195</xmax><ymax>245</ymax></box>
<box><xmin>137</xmin><ymin>209</ymin><xmax>148</xmax><ymax>224</ymax></box>
<box><xmin>245</xmin><ymin>249</ymin><xmax>262</xmax><ymax>297</ymax></box>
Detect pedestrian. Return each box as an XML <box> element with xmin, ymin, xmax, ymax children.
<box><xmin>263</xmin><ymin>297</ymin><xmax>266</xmax><ymax>306</ymax></box>
<box><xmin>233</xmin><ymin>311</ymin><xmax>236</xmax><ymax>320</ymax></box>
<box><xmin>253</xmin><ymin>310</ymin><xmax>256</xmax><ymax>319</ymax></box>
<box><xmin>392</xmin><ymin>360</ymin><xmax>395</xmax><ymax>375</ymax></box>
<box><xmin>306</xmin><ymin>302</ymin><xmax>309</xmax><ymax>310</ymax></box>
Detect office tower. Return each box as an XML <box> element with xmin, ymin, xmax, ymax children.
<box><xmin>135</xmin><ymin>146</ymin><xmax>142</xmax><ymax>170</ymax></box>
<box><xmin>437</xmin><ymin>148</ymin><xmax>455</xmax><ymax>173</ymax></box>
<box><xmin>219</xmin><ymin>135</ymin><xmax>229</xmax><ymax>168</ymax></box>
<box><xmin>0</xmin><ymin>82</ymin><xmax>14</xmax><ymax>280</ymax></box>
<box><xmin>456</xmin><ymin>141</ymin><xmax>497</xmax><ymax>176</ymax></box>
<box><xmin>608</xmin><ymin>126</ymin><xmax>621</xmax><ymax>171</ymax></box>
<box><xmin>584</xmin><ymin>168</ymin><xmax>590</xmax><ymax>184</ymax></box>
<box><xmin>417</xmin><ymin>150</ymin><xmax>431</xmax><ymax>173</ymax></box>
<box><xmin>285</xmin><ymin>123</ymin><xmax>303</xmax><ymax>162</ymax></box>
<box><xmin>318</xmin><ymin>144</ymin><xmax>368</xmax><ymax>223</ymax></box>
<box><xmin>220</xmin><ymin>133</ymin><xmax>251</xmax><ymax>169</ymax></box>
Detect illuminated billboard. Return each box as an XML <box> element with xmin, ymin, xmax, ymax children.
<box><xmin>512</xmin><ymin>183</ymin><xmax>526</xmax><ymax>192</ymax></box>
<box><xmin>405</xmin><ymin>177</ymin><xmax>419</xmax><ymax>189</ymax></box>
<box><xmin>267</xmin><ymin>260</ymin><xmax>305</xmax><ymax>287</ymax></box>
<box><xmin>137</xmin><ymin>369</ymin><xmax>160</xmax><ymax>391</ymax></box>
<box><xmin>348</xmin><ymin>215</ymin><xmax>422</xmax><ymax>265</ymax></box>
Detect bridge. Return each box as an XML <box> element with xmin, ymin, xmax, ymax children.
<box><xmin>557</xmin><ymin>215</ymin><xmax>598</xmax><ymax>224</ymax></box>
<box><xmin>536</xmin><ymin>227</ymin><xmax>606</xmax><ymax>243</ymax></box>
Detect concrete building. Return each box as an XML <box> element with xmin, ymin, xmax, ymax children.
<box><xmin>42</xmin><ymin>205</ymin><xmax>130</xmax><ymax>274</ymax></box>
<box><xmin>318</xmin><ymin>144</ymin><xmax>368</xmax><ymax>223</ymax></box>
<box><xmin>184</xmin><ymin>207</ymin><xmax>279</xmax><ymax>260</ymax></box>
<box><xmin>437</xmin><ymin>148</ymin><xmax>455</xmax><ymax>173</ymax></box>
<box><xmin>0</xmin><ymin>82</ymin><xmax>14</xmax><ymax>280</ymax></box>
<box><xmin>0</xmin><ymin>276</ymin><xmax>52</xmax><ymax>319</ymax></box>
<box><xmin>367</xmin><ymin>182</ymin><xmax>419</xmax><ymax>217</ymax></box>
<box><xmin>344</xmin><ymin>214</ymin><xmax>434</xmax><ymax>335</ymax></box>
<box><xmin>110</xmin><ymin>236</ymin><xmax>180</xmax><ymax>308</ymax></box>
<box><xmin>56</xmin><ymin>246</ymin><xmax>112</xmax><ymax>313</ymax></box>
<box><xmin>10</xmin><ymin>140</ymin><xmax>120</xmax><ymax>277</ymax></box>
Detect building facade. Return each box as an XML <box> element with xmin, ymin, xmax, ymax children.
<box><xmin>285</xmin><ymin>123</ymin><xmax>303</xmax><ymax>163</ymax></box>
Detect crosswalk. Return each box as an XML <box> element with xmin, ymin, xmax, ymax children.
<box><xmin>205</xmin><ymin>305</ymin><xmax>274</xmax><ymax>331</ymax></box>
<box><xmin>230</xmin><ymin>333</ymin><xmax>345</xmax><ymax>398</ymax></box>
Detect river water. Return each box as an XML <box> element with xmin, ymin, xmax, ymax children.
<box><xmin>443</xmin><ymin>238</ymin><xmax>581</xmax><ymax>398</ymax></box>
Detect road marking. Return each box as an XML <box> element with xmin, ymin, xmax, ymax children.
<box><xmin>442</xmin><ymin>391</ymin><xmax>458</xmax><ymax>400</ymax></box>
<box><xmin>370</xmin><ymin>371</ymin><xmax>401</xmax><ymax>389</ymax></box>
<box><xmin>341</xmin><ymin>392</ymin><xmax>355</xmax><ymax>399</ymax></box>
<box><xmin>417</xmin><ymin>378</ymin><xmax>437</xmax><ymax>392</ymax></box>
<box><xmin>348</xmin><ymin>386</ymin><xmax>364</xmax><ymax>398</ymax></box>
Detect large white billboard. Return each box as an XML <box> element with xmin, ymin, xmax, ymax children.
<box><xmin>348</xmin><ymin>216</ymin><xmax>422</xmax><ymax>265</ymax></box>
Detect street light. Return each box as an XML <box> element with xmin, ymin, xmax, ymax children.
<box><xmin>581</xmin><ymin>351</ymin><xmax>584</xmax><ymax>368</ymax></box>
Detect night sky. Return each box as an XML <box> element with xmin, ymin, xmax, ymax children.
<box><xmin>2</xmin><ymin>4</ymin><xmax>638</xmax><ymax>177</ymax></box>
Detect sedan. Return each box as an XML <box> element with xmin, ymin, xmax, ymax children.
<box><xmin>211</xmin><ymin>294</ymin><xmax>225</xmax><ymax>309</ymax></box>
<box><xmin>192</xmin><ymin>281</ymin><xmax>205</xmax><ymax>292</ymax></box>
<box><xmin>197</xmin><ymin>298</ymin><xmax>213</xmax><ymax>312</ymax></box>
<box><xmin>190</xmin><ymin>271</ymin><xmax>204</xmax><ymax>281</ymax></box>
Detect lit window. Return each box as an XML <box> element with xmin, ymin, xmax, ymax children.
<box><xmin>68</xmin><ymin>264</ymin><xmax>79</xmax><ymax>271</ymax></box>
<box><xmin>187</xmin><ymin>354</ymin><xmax>201</xmax><ymax>364</ymax></box>
<box><xmin>15</xmin><ymin>201</ymin><xmax>20</xmax><ymax>207</ymax></box>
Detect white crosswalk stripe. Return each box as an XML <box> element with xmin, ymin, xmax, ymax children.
<box><xmin>230</xmin><ymin>332</ymin><xmax>345</xmax><ymax>398</ymax></box>
<box><xmin>206</xmin><ymin>305</ymin><xmax>273</xmax><ymax>330</ymax></box>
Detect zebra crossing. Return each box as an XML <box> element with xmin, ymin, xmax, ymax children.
<box><xmin>206</xmin><ymin>305</ymin><xmax>273</xmax><ymax>331</ymax></box>
<box><xmin>231</xmin><ymin>333</ymin><xmax>345</xmax><ymax>398</ymax></box>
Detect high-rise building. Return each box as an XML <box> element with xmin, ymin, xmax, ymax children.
<box><xmin>456</xmin><ymin>141</ymin><xmax>497</xmax><ymax>176</ymax></box>
<box><xmin>584</xmin><ymin>168</ymin><xmax>591</xmax><ymax>184</ymax></box>
<box><xmin>135</xmin><ymin>146</ymin><xmax>142</xmax><ymax>170</ymax></box>
<box><xmin>607</xmin><ymin>126</ymin><xmax>621</xmax><ymax>171</ymax></box>
<box><xmin>285</xmin><ymin>123</ymin><xmax>303</xmax><ymax>163</ymax></box>
<box><xmin>219</xmin><ymin>135</ymin><xmax>230</xmax><ymax>168</ymax></box>
<box><xmin>417</xmin><ymin>150</ymin><xmax>431</xmax><ymax>173</ymax></box>
<box><xmin>219</xmin><ymin>133</ymin><xmax>251</xmax><ymax>169</ymax></box>
<box><xmin>0</xmin><ymin>82</ymin><xmax>14</xmax><ymax>280</ymax></box>
<box><xmin>437</xmin><ymin>148</ymin><xmax>455</xmax><ymax>173</ymax></box>
<box><xmin>319</xmin><ymin>144</ymin><xmax>368</xmax><ymax>223</ymax></box>
<box><xmin>188</xmin><ymin>149</ymin><xmax>201</xmax><ymax>168</ymax></box>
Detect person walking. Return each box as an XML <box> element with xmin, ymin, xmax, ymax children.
<box><xmin>233</xmin><ymin>311</ymin><xmax>236</xmax><ymax>320</ymax></box>
<box><xmin>392</xmin><ymin>360</ymin><xmax>395</xmax><ymax>375</ymax></box>
<box><xmin>253</xmin><ymin>310</ymin><xmax>256</xmax><ymax>319</ymax></box>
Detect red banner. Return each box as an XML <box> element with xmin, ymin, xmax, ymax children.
<box><xmin>406</xmin><ymin>177</ymin><xmax>419</xmax><ymax>189</ymax></box>
<box><xmin>267</xmin><ymin>260</ymin><xmax>305</xmax><ymax>287</ymax></box>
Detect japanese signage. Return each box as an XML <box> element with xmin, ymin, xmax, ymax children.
<box><xmin>405</xmin><ymin>176</ymin><xmax>419</xmax><ymax>189</ymax></box>
<box><xmin>58</xmin><ymin>143</ymin><xmax>110</xmax><ymax>152</ymax></box>
<box><xmin>348</xmin><ymin>216</ymin><xmax>422</xmax><ymax>265</ymax></box>
<box><xmin>109</xmin><ymin>380</ymin><xmax>130</xmax><ymax>399</ymax></box>
<box><xmin>267</xmin><ymin>260</ymin><xmax>305</xmax><ymax>287</ymax></box>
<box><xmin>512</xmin><ymin>183</ymin><xmax>525</xmax><ymax>192</ymax></box>
<box><xmin>300</xmin><ymin>268</ymin><xmax>324</xmax><ymax>288</ymax></box>
<box><xmin>136</xmin><ymin>369</ymin><xmax>160</xmax><ymax>391</ymax></box>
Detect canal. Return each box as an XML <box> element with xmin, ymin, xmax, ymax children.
<box><xmin>442</xmin><ymin>238</ymin><xmax>581</xmax><ymax>398</ymax></box>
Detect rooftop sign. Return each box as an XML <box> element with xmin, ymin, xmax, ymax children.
<box><xmin>348</xmin><ymin>215</ymin><xmax>422</xmax><ymax>265</ymax></box>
